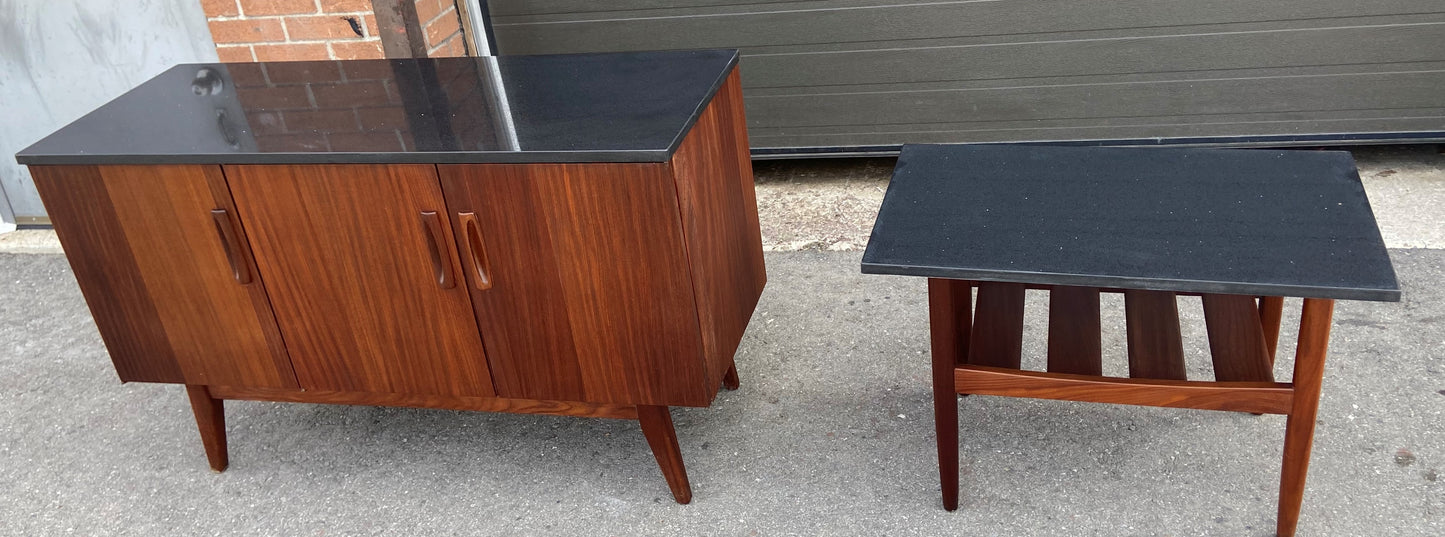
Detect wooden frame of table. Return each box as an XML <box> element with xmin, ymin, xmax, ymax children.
<box><xmin>928</xmin><ymin>279</ymin><xmax>1333</xmax><ymax>537</ymax></box>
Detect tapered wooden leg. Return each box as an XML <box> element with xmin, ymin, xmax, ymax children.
<box><xmin>1277</xmin><ymin>298</ymin><xmax>1334</xmax><ymax>537</ymax></box>
<box><xmin>722</xmin><ymin>363</ymin><xmax>740</xmax><ymax>391</ymax></box>
<box><xmin>928</xmin><ymin>278</ymin><xmax>969</xmax><ymax>511</ymax></box>
<box><xmin>185</xmin><ymin>385</ymin><xmax>228</xmax><ymax>472</ymax></box>
<box><xmin>1259</xmin><ymin>296</ymin><xmax>1285</xmax><ymax>367</ymax></box>
<box><xmin>638</xmin><ymin>405</ymin><xmax>692</xmax><ymax>504</ymax></box>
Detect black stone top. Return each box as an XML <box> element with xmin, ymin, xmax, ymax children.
<box><xmin>862</xmin><ymin>144</ymin><xmax>1400</xmax><ymax>302</ymax></box>
<box><xmin>15</xmin><ymin>49</ymin><xmax>738</xmax><ymax>165</ymax></box>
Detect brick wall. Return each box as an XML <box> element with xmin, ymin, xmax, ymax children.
<box><xmin>202</xmin><ymin>0</ymin><xmax>468</xmax><ymax>62</ymax></box>
<box><xmin>415</xmin><ymin>0</ymin><xmax>468</xmax><ymax>57</ymax></box>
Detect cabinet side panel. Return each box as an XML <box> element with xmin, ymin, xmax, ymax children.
<box><xmin>100</xmin><ymin>165</ymin><xmax>298</xmax><ymax>388</ymax></box>
<box><xmin>225</xmin><ymin>164</ymin><xmax>495</xmax><ymax>397</ymax></box>
<box><xmin>669</xmin><ymin>66</ymin><xmax>769</xmax><ymax>391</ymax></box>
<box><xmin>438</xmin><ymin>164</ymin><xmax>586</xmax><ymax>402</ymax></box>
<box><xmin>28</xmin><ymin>165</ymin><xmax>184</xmax><ymax>383</ymax></box>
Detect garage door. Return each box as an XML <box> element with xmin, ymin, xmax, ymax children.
<box><xmin>488</xmin><ymin>0</ymin><xmax>1445</xmax><ymax>155</ymax></box>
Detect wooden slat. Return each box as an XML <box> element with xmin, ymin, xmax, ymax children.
<box><xmin>208</xmin><ymin>385</ymin><xmax>639</xmax><ymax>419</ymax></box>
<box><xmin>1047</xmin><ymin>286</ymin><xmax>1103</xmax><ymax>375</ymax></box>
<box><xmin>967</xmin><ymin>282</ymin><xmax>1025</xmax><ymax>369</ymax></box>
<box><xmin>1202</xmin><ymin>294</ymin><xmax>1275</xmax><ymax>382</ymax></box>
<box><xmin>954</xmin><ymin>365</ymin><xmax>1294</xmax><ymax>415</ymax></box>
<box><xmin>1124</xmin><ymin>290</ymin><xmax>1187</xmax><ymax>380</ymax></box>
<box><xmin>1259</xmin><ymin>296</ymin><xmax>1286</xmax><ymax>365</ymax></box>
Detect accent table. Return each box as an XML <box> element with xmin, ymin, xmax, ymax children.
<box><xmin>862</xmin><ymin>144</ymin><xmax>1399</xmax><ymax>536</ymax></box>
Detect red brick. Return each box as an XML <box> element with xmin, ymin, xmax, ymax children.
<box><xmin>356</xmin><ymin>106</ymin><xmax>407</xmax><ymax>130</ymax></box>
<box><xmin>201</xmin><ymin>0</ymin><xmax>241</xmax><ymax>17</ymax></box>
<box><xmin>209</xmin><ymin>18</ymin><xmax>285</xmax><ymax>44</ymax></box>
<box><xmin>240</xmin><ymin>0</ymin><xmax>317</xmax><ymax>16</ymax></box>
<box><xmin>255</xmin><ymin>132</ymin><xmax>331</xmax><ymax>152</ymax></box>
<box><xmin>414</xmin><ymin>0</ymin><xmax>444</xmax><ymax>24</ymax></box>
<box><xmin>425</xmin><ymin>9</ymin><xmax>460</xmax><ymax>48</ymax></box>
<box><xmin>235</xmin><ymin>85</ymin><xmax>312</xmax><ymax>109</ymax></box>
<box><xmin>443</xmin><ymin>34</ymin><xmax>467</xmax><ymax>57</ymax></box>
<box><xmin>225</xmin><ymin>62</ymin><xmax>269</xmax><ymax>86</ymax></box>
<box><xmin>216</xmin><ymin>45</ymin><xmax>256</xmax><ymax>63</ymax></box>
<box><xmin>330</xmin><ymin>40</ymin><xmax>385</xmax><ymax>60</ymax></box>
<box><xmin>266</xmin><ymin>61</ymin><xmax>343</xmax><ymax>84</ymax></box>
<box><xmin>285</xmin><ymin>109</ymin><xmax>360</xmax><ymax>132</ymax></box>
<box><xmin>311</xmin><ymin>79</ymin><xmax>391</xmax><ymax>107</ymax></box>
<box><xmin>363</xmin><ymin>14</ymin><xmax>378</xmax><ymax>37</ymax></box>
<box><xmin>328</xmin><ymin>131</ymin><xmax>405</xmax><ymax>152</ymax></box>
<box><xmin>254</xmin><ymin>42</ymin><xmax>330</xmax><ymax>61</ymax></box>
<box><xmin>244</xmin><ymin>110</ymin><xmax>287</xmax><ymax>135</ymax></box>
<box><xmin>320</xmin><ymin>0</ymin><xmax>371</xmax><ymax>13</ymax></box>
<box><xmin>341</xmin><ymin>60</ymin><xmax>396</xmax><ymax>81</ymax></box>
<box><xmin>286</xmin><ymin>15</ymin><xmax>366</xmax><ymax>40</ymax></box>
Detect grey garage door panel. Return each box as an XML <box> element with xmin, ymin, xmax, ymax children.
<box><xmin>489</xmin><ymin>0</ymin><xmax>1445</xmax><ymax>151</ymax></box>
<box><xmin>747</xmin><ymin>71</ymin><xmax>1445</xmax><ymax>126</ymax></box>
<box><xmin>492</xmin><ymin>0</ymin><xmax>1442</xmax><ymax>50</ymax></box>
<box><xmin>740</xmin><ymin>24</ymin><xmax>1445</xmax><ymax>90</ymax></box>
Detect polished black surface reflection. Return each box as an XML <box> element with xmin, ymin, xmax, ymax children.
<box><xmin>862</xmin><ymin>144</ymin><xmax>1400</xmax><ymax>301</ymax></box>
<box><xmin>16</xmin><ymin>49</ymin><xmax>738</xmax><ymax>165</ymax></box>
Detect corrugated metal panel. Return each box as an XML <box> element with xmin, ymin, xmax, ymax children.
<box><xmin>489</xmin><ymin>0</ymin><xmax>1445</xmax><ymax>154</ymax></box>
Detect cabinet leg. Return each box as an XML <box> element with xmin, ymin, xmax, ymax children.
<box><xmin>1277</xmin><ymin>299</ymin><xmax>1333</xmax><ymax>537</ymax></box>
<box><xmin>722</xmin><ymin>363</ymin><xmax>740</xmax><ymax>391</ymax></box>
<box><xmin>637</xmin><ymin>405</ymin><xmax>692</xmax><ymax>504</ymax></box>
<box><xmin>185</xmin><ymin>385</ymin><xmax>228</xmax><ymax>473</ymax></box>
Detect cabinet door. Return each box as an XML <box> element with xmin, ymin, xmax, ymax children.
<box><xmin>438</xmin><ymin>163</ymin><xmax>708</xmax><ymax>406</ymax></box>
<box><xmin>225</xmin><ymin>164</ymin><xmax>495</xmax><ymax>397</ymax></box>
<box><xmin>30</xmin><ymin>165</ymin><xmax>297</xmax><ymax>388</ymax></box>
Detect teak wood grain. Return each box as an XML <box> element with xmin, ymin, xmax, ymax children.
<box><xmin>1278</xmin><ymin>298</ymin><xmax>1335</xmax><ymax>537</ymax></box>
<box><xmin>438</xmin><ymin>162</ymin><xmax>710</xmax><ymax>407</ymax></box>
<box><xmin>1259</xmin><ymin>296</ymin><xmax>1286</xmax><ymax>365</ymax></box>
<box><xmin>670</xmin><ymin>66</ymin><xmax>768</xmax><ymax>392</ymax></box>
<box><xmin>30</xmin><ymin>165</ymin><xmax>296</xmax><ymax>387</ymax></box>
<box><xmin>1046</xmin><ymin>286</ymin><xmax>1103</xmax><ymax>375</ymax></box>
<box><xmin>1202</xmin><ymin>293</ymin><xmax>1275</xmax><ymax>382</ymax></box>
<box><xmin>225</xmin><ymin>164</ymin><xmax>495</xmax><ymax>397</ymax></box>
<box><xmin>927</xmin><ymin>278</ymin><xmax>970</xmax><ymax>511</ymax></box>
<box><xmin>185</xmin><ymin>385</ymin><xmax>228</xmax><ymax>472</ymax></box>
<box><xmin>954</xmin><ymin>365</ymin><xmax>1295</xmax><ymax>415</ymax></box>
<box><xmin>1123</xmin><ymin>290</ymin><xmax>1188</xmax><ymax>380</ymax></box>
<box><xmin>638</xmin><ymin>405</ymin><xmax>693</xmax><ymax>504</ymax></box>
<box><xmin>209</xmin><ymin>385</ymin><xmax>639</xmax><ymax>419</ymax></box>
<box><xmin>967</xmin><ymin>283</ymin><xmax>1025</xmax><ymax>368</ymax></box>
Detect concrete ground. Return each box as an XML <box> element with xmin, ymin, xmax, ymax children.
<box><xmin>1</xmin><ymin>146</ymin><xmax>1442</xmax><ymax>536</ymax></box>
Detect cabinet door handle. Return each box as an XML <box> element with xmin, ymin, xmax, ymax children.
<box><xmin>210</xmin><ymin>209</ymin><xmax>253</xmax><ymax>285</ymax></box>
<box><xmin>458</xmin><ymin>212</ymin><xmax>493</xmax><ymax>291</ymax></box>
<box><xmin>420</xmin><ymin>211</ymin><xmax>456</xmax><ymax>289</ymax></box>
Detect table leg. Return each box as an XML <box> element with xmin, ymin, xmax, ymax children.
<box><xmin>928</xmin><ymin>278</ymin><xmax>970</xmax><ymax>511</ymax></box>
<box><xmin>185</xmin><ymin>385</ymin><xmax>228</xmax><ymax>472</ymax></box>
<box><xmin>638</xmin><ymin>405</ymin><xmax>692</xmax><ymax>504</ymax></box>
<box><xmin>1277</xmin><ymin>298</ymin><xmax>1334</xmax><ymax>537</ymax></box>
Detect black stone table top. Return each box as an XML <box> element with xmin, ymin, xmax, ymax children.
<box><xmin>16</xmin><ymin>49</ymin><xmax>738</xmax><ymax>166</ymax></box>
<box><xmin>862</xmin><ymin>144</ymin><xmax>1400</xmax><ymax>302</ymax></box>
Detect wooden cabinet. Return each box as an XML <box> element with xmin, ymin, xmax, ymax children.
<box><xmin>20</xmin><ymin>52</ymin><xmax>763</xmax><ymax>504</ymax></box>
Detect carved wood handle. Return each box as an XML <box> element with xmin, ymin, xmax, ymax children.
<box><xmin>458</xmin><ymin>212</ymin><xmax>493</xmax><ymax>291</ymax></box>
<box><xmin>420</xmin><ymin>211</ymin><xmax>455</xmax><ymax>289</ymax></box>
<box><xmin>210</xmin><ymin>209</ymin><xmax>252</xmax><ymax>285</ymax></box>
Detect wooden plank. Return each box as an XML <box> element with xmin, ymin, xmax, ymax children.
<box><xmin>668</xmin><ymin>65</ymin><xmax>768</xmax><ymax>394</ymax></box>
<box><xmin>955</xmin><ymin>365</ymin><xmax>1294</xmax><ymax>415</ymax></box>
<box><xmin>638</xmin><ymin>405</ymin><xmax>693</xmax><ymax>504</ymax></box>
<box><xmin>225</xmin><ymin>163</ymin><xmax>495</xmax><ymax>397</ymax></box>
<box><xmin>968</xmin><ymin>282</ymin><xmax>1024</xmax><ymax>368</ymax></box>
<box><xmin>1124</xmin><ymin>290</ymin><xmax>1187</xmax><ymax>380</ymax></box>
<box><xmin>208</xmin><ymin>385</ymin><xmax>638</xmax><ymax>419</ymax></box>
<box><xmin>1047</xmin><ymin>286</ymin><xmax>1103</xmax><ymax>375</ymax></box>
<box><xmin>1202</xmin><ymin>293</ymin><xmax>1275</xmax><ymax>382</ymax></box>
